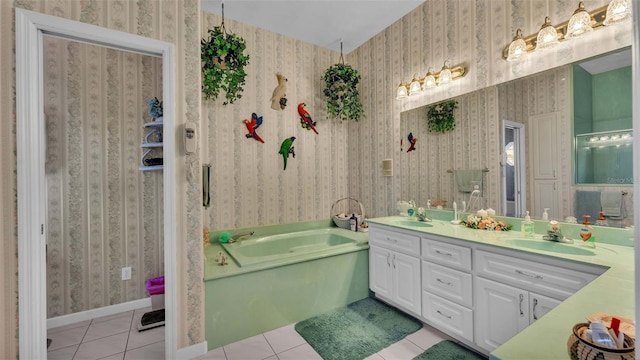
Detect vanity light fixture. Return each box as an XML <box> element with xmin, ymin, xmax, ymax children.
<box><xmin>395</xmin><ymin>61</ymin><xmax>466</xmax><ymax>99</ymax></box>
<box><xmin>536</xmin><ymin>16</ymin><xmax>560</xmax><ymax>49</ymax></box>
<box><xmin>503</xmin><ymin>1</ymin><xmax>628</xmax><ymax>61</ymax></box>
<box><xmin>603</xmin><ymin>0</ymin><xmax>631</xmax><ymax>25</ymax></box>
<box><xmin>565</xmin><ymin>2</ymin><xmax>593</xmax><ymax>38</ymax></box>
<box><xmin>396</xmin><ymin>81</ymin><xmax>409</xmax><ymax>99</ymax></box>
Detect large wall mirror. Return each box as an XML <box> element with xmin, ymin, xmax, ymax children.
<box><xmin>399</xmin><ymin>47</ymin><xmax>633</xmax><ymax>227</ymax></box>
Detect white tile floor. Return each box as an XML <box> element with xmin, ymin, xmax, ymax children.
<box><xmin>48</xmin><ymin>308</ymin><xmax>460</xmax><ymax>360</ymax></box>
<box><xmin>196</xmin><ymin>322</ymin><xmax>456</xmax><ymax>360</ymax></box>
<box><xmin>47</xmin><ymin>307</ymin><xmax>165</xmax><ymax>360</ymax></box>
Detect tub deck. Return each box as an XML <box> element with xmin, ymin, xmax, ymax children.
<box><xmin>204</xmin><ymin>220</ymin><xmax>370</xmax><ymax>349</ymax></box>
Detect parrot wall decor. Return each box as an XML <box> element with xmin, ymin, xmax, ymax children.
<box><xmin>279</xmin><ymin>136</ymin><xmax>296</xmax><ymax>170</ymax></box>
<box><xmin>407</xmin><ymin>132</ymin><xmax>417</xmax><ymax>152</ymax></box>
<box><xmin>270</xmin><ymin>73</ymin><xmax>288</xmax><ymax>110</ymax></box>
<box><xmin>297</xmin><ymin>103</ymin><xmax>318</xmax><ymax>135</ymax></box>
<box><xmin>244</xmin><ymin>112</ymin><xmax>265</xmax><ymax>143</ymax></box>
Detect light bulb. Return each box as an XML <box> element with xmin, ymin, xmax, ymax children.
<box><xmin>603</xmin><ymin>0</ymin><xmax>631</xmax><ymax>25</ymax></box>
<box><xmin>396</xmin><ymin>82</ymin><xmax>408</xmax><ymax>99</ymax></box>
<box><xmin>409</xmin><ymin>74</ymin><xmax>422</xmax><ymax>95</ymax></box>
<box><xmin>565</xmin><ymin>2</ymin><xmax>593</xmax><ymax>39</ymax></box>
<box><xmin>536</xmin><ymin>16</ymin><xmax>559</xmax><ymax>49</ymax></box>
<box><xmin>423</xmin><ymin>68</ymin><xmax>436</xmax><ymax>89</ymax></box>
<box><xmin>507</xmin><ymin>29</ymin><xmax>527</xmax><ymax>61</ymax></box>
<box><xmin>438</xmin><ymin>61</ymin><xmax>452</xmax><ymax>85</ymax></box>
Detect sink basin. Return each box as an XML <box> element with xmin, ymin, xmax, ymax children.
<box><xmin>393</xmin><ymin>220</ymin><xmax>433</xmax><ymax>228</ymax></box>
<box><xmin>508</xmin><ymin>239</ymin><xmax>595</xmax><ymax>256</ymax></box>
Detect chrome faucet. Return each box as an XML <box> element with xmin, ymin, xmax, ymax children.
<box><xmin>229</xmin><ymin>231</ymin><xmax>254</xmax><ymax>243</ymax></box>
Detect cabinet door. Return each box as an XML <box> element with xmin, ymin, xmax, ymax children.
<box><xmin>475</xmin><ymin>277</ymin><xmax>529</xmax><ymax>353</ymax></box>
<box><xmin>392</xmin><ymin>252</ymin><xmax>421</xmax><ymax>316</ymax></box>
<box><xmin>532</xmin><ymin>180</ymin><xmax>558</xmax><ymax>222</ymax></box>
<box><xmin>529</xmin><ymin>292</ymin><xmax>561</xmax><ymax>324</ymax></box>
<box><xmin>369</xmin><ymin>246</ymin><xmax>392</xmax><ymax>300</ymax></box>
<box><xmin>530</xmin><ymin>113</ymin><xmax>558</xmax><ymax>180</ymax></box>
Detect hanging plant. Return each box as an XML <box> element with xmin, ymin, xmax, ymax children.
<box><xmin>201</xmin><ymin>5</ymin><xmax>250</xmax><ymax>105</ymax></box>
<box><xmin>427</xmin><ymin>100</ymin><xmax>458</xmax><ymax>133</ymax></box>
<box><xmin>322</xmin><ymin>43</ymin><xmax>364</xmax><ymax>122</ymax></box>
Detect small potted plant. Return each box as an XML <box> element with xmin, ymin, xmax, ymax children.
<box><xmin>427</xmin><ymin>100</ymin><xmax>458</xmax><ymax>133</ymax></box>
<box><xmin>201</xmin><ymin>25</ymin><xmax>250</xmax><ymax>105</ymax></box>
<box><xmin>322</xmin><ymin>63</ymin><xmax>364</xmax><ymax>122</ymax></box>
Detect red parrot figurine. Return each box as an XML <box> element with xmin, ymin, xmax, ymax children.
<box><xmin>297</xmin><ymin>103</ymin><xmax>319</xmax><ymax>135</ymax></box>
<box><xmin>244</xmin><ymin>113</ymin><xmax>264</xmax><ymax>143</ymax></box>
<box><xmin>407</xmin><ymin>132</ymin><xmax>417</xmax><ymax>152</ymax></box>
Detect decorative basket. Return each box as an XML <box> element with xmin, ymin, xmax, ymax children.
<box><xmin>331</xmin><ymin>197</ymin><xmax>365</xmax><ymax>229</ymax></box>
<box><xmin>567</xmin><ymin>323</ymin><xmax>635</xmax><ymax>360</ymax></box>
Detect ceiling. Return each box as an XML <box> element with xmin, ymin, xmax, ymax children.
<box><xmin>576</xmin><ymin>48</ymin><xmax>632</xmax><ymax>74</ymax></box>
<box><xmin>200</xmin><ymin>0</ymin><xmax>426</xmax><ymax>54</ymax></box>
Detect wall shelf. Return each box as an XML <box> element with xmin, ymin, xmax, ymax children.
<box><xmin>141</xmin><ymin>120</ymin><xmax>163</xmax><ymax>171</ymax></box>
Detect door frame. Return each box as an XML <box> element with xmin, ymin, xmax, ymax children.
<box><xmin>501</xmin><ymin>120</ymin><xmax>526</xmax><ymax>217</ymax></box>
<box><xmin>16</xmin><ymin>9</ymin><xmax>178</xmax><ymax>359</ymax></box>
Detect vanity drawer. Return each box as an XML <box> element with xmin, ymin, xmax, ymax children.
<box><xmin>369</xmin><ymin>226</ymin><xmax>420</xmax><ymax>256</ymax></box>
<box><xmin>422</xmin><ymin>261</ymin><xmax>473</xmax><ymax>307</ymax></box>
<box><xmin>421</xmin><ymin>238</ymin><xmax>472</xmax><ymax>272</ymax></box>
<box><xmin>475</xmin><ymin>250</ymin><xmax>598</xmax><ymax>300</ymax></box>
<box><xmin>422</xmin><ymin>291</ymin><xmax>473</xmax><ymax>343</ymax></box>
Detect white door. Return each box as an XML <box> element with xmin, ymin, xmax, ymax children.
<box><xmin>369</xmin><ymin>246</ymin><xmax>393</xmax><ymax>300</ymax></box>
<box><xmin>475</xmin><ymin>277</ymin><xmax>529</xmax><ymax>352</ymax></box>
<box><xmin>529</xmin><ymin>292</ymin><xmax>561</xmax><ymax>323</ymax></box>
<box><xmin>533</xmin><ymin>180</ymin><xmax>558</xmax><ymax>221</ymax></box>
<box><xmin>392</xmin><ymin>252</ymin><xmax>421</xmax><ymax>316</ymax></box>
<box><xmin>530</xmin><ymin>113</ymin><xmax>558</xmax><ymax>179</ymax></box>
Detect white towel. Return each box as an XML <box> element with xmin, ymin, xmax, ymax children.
<box><xmin>600</xmin><ymin>192</ymin><xmax>626</xmax><ymax>219</ymax></box>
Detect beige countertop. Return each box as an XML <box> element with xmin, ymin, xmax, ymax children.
<box><xmin>367</xmin><ymin>216</ymin><xmax>635</xmax><ymax>360</ymax></box>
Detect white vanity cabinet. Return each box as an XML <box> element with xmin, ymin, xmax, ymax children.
<box><xmin>421</xmin><ymin>237</ymin><xmax>474</xmax><ymax>342</ymax></box>
<box><xmin>369</xmin><ymin>225</ymin><xmax>421</xmax><ymax>316</ymax></box>
<box><xmin>474</xmin><ymin>249</ymin><xmax>598</xmax><ymax>353</ymax></box>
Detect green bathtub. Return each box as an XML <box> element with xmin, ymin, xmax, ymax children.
<box><xmin>204</xmin><ymin>220</ymin><xmax>370</xmax><ymax>350</ymax></box>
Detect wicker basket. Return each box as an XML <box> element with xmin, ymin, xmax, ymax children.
<box><xmin>331</xmin><ymin>197</ymin><xmax>365</xmax><ymax>229</ymax></box>
<box><xmin>567</xmin><ymin>323</ymin><xmax>635</xmax><ymax>360</ymax></box>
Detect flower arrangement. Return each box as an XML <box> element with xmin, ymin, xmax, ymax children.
<box><xmin>461</xmin><ymin>208</ymin><xmax>512</xmax><ymax>231</ymax></box>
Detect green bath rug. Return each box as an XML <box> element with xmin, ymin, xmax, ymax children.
<box><xmin>413</xmin><ymin>340</ymin><xmax>487</xmax><ymax>360</ymax></box>
<box><xmin>295</xmin><ymin>297</ymin><xmax>422</xmax><ymax>360</ymax></box>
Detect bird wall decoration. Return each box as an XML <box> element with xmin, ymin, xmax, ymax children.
<box><xmin>407</xmin><ymin>132</ymin><xmax>417</xmax><ymax>152</ymax></box>
<box><xmin>279</xmin><ymin>136</ymin><xmax>296</xmax><ymax>170</ymax></box>
<box><xmin>297</xmin><ymin>103</ymin><xmax>318</xmax><ymax>135</ymax></box>
<box><xmin>244</xmin><ymin>112</ymin><xmax>265</xmax><ymax>143</ymax></box>
<box><xmin>270</xmin><ymin>73</ymin><xmax>288</xmax><ymax>110</ymax></box>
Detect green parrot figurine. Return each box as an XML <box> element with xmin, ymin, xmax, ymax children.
<box><xmin>279</xmin><ymin>136</ymin><xmax>296</xmax><ymax>170</ymax></box>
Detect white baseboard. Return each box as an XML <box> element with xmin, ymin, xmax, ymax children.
<box><xmin>47</xmin><ymin>298</ymin><xmax>151</xmax><ymax>329</ymax></box>
<box><xmin>176</xmin><ymin>341</ymin><xmax>208</xmax><ymax>359</ymax></box>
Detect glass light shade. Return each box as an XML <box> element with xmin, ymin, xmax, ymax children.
<box><xmin>565</xmin><ymin>2</ymin><xmax>593</xmax><ymax>38</ymax></box>
<box><xmin>536</xmin><ymin>16</ymin><xmax>559</xmax><ymax>49</ymax></box>
<box><xmin>603</xmin><ymin>0</ymin><xmax>631</xmax><ymax>25</ymax></box>
<box><xmin>437</xmin><ymin>62</ymin><xmax>452</xmax><ymax>85</ymax></box>
<box><xmin>409</xmin><ymin>75</ymin><xmax>422</xmax><ymax>95</ymax></box>
<box><xmin>396</xmin><ymin>83</ymin><xmax>408</xmax><ymax>99</ymax></box>
<box><xmin>506</xmin><ymin>29</ymin><xmax>527</xmax><ymax>61</ymax></box>
<box><xmin>423</xmin><ymin>69</ymin><xmax>436</xmax><ymax>89</ymax></box>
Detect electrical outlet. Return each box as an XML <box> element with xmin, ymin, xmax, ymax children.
<box><xmin>122</xmin><ymin>267</ymin><xmax>132</xmax><ymax>281</ymax></box>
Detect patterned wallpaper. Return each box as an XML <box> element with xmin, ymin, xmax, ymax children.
<box><xmin>347</xmin><ymin>0</ymin><xmax>632</xmax><ymax>221</ymax></box>
<box><xmin>200</xmin><ymin>14</ymin><xmax>350</xmax><ymax>230</ymax></box>
<box><xmin>43</xmin><ymin>36</ymin><xmax>164</xmax><ymax>317</ymax></box>
<box><xmin>400</xmin><ymin>87</ymin><xmax>500</xmax><ymax>212</ymax></box>
<box><xmin>2</xmin><ymin>0</ymin><xmax>203</xmax><ymax>356</ymax></box>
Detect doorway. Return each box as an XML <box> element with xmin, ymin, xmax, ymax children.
<box><xmin>16</xmin><ymin>9</ymin><xmax>177</xmax><ymax>359</ymax></box>
<box><xmin>502</xmin><ymin>120</ymin><xmax>526</xmax><ymax>218</ymax></box>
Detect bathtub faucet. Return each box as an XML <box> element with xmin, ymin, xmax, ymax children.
<box><xmin>229</xmin><ymin>231</ymin><xmax>254</xmax><ymax>243</ymax></box>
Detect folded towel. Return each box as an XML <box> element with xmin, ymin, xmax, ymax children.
<box><xmin>575</xmin><ymin>191</ymin><xmax>600</xmax><ymax>222</ymax></box>
<box><xmin>455</xmin><ymin>169</ymin><xmax>483</xmax><ymax>193</ymax></box>
<box><xmin>601</xmin><ymin>192</ymin><xmax>626</xmax><ymax>219</ymax></box>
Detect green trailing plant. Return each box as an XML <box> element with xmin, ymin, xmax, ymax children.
<box><xmin>427</xmin><ymin>100</ymin><xmax>458</xmax><ymax>133</ymax></box>
<box><xmin>322</xmin><ymin>63</ymin><xmax>364</xmax><ymax>122</ymax></box>
<box><xmin>201</xmin><ymin>26</ymin><xmax>250</xmax><ymax>105</ymax></box>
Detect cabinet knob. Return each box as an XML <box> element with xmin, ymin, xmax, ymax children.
<box><xmin>519</xmin><ymin>293</ymin><xmax>524</xmax><ymax>317</ymax></box>
<box><xmin>532</xmin><ymin>298</ymin><xmax>539</xmax><ymax>320</ymax></box>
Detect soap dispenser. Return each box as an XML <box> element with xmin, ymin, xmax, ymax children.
<box><xmin>521</xmin><ymin>211</ymin><xmax>534</xmax><ymax>238</ymax></box>
<box><xmin>542</xmin><ymin>208</ymin><xmax>549</xmax><ymax>221</ymax></box>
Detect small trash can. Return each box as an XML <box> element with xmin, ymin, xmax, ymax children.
<box><xmin>146</xmin><ymin>276</ymin><xmax>165</xmax><ymax>310</ymax></box>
